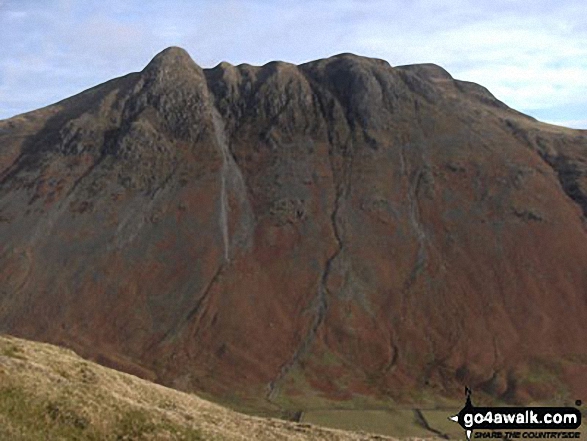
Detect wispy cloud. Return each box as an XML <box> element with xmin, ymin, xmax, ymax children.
<box><xmin>0</xmin><ymin>0</ymin><xmax>586</xmax><ymax>129</ymax></box>
<box><xmin>349</xmin><ymin>1</ymin><xmax>587</xmax><ymax>117</ymax></box>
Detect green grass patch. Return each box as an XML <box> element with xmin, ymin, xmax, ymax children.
<box><xmin>114</xmin><ymin>408</ymin><xmax>206</xmax><ymax>440</ymax></box>
<box><xmin>302</xmin><ymin>409</ymin><xmax>430</xmax><ymax>438</ymax></box>
<box><xmin>0</xmin><ymin>385</ymin><xmax>207</xmax><ymax>440</ymax></box>
<box><xmin>420</xmin><ymin>409</ymin><xmax>466</xmax><ymax>439</ymax></box>
<box><xmin>1</xmin><ymin>344</ymin><xmax>26</xmax><ymax>360</ymax></box>
<box><xmin>0</xmin><ymin>386</ymin><xmax>100</xmax><ymax>440</ymax></box>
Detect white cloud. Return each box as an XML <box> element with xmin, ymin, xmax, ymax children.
<box><xmin>5</xmin><ymin>10</ymin><xmax>27</xmax><ymax>19</ymax></box>
<box><xmin>351</xmin><ymin>7</ymin><xmax>587</xmax><ymax>114</ymax></box>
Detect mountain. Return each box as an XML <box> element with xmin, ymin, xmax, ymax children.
<box><xmin>0</xmin><ymin>334</ymin><xmax>398</xmax><ymax>440</ymax></box>
<box><xmin>0</xmin><ymin>47</ymin><xmax>586</xmax><ymax>416</ymax></box>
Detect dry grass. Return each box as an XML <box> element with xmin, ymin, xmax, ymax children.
<box><xmin>0</xmin><ymin>334</ymin><xmax>426</xmax><ymax>440</ymax></box>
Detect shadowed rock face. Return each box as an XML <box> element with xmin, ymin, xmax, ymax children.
<box><xmin>1</xmin><ymin>46</ymin><xmax>586</xmax><ymax>407</ymax></box>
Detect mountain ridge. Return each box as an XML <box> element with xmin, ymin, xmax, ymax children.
<box><xmin>0</xmin><ymin>47</ymin><xmax>586</xmax><ymax>416</ymax></box>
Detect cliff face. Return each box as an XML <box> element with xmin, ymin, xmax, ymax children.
<box><xmin>1</xmin><ymin>47</ymin><xmax>586</xmax><ymax>407</ymax></box>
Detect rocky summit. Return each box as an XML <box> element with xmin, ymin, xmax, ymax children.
<box><xmin>0</xmin><ymin>47</ymin><xmax>586</xmax><ymax>414</ymax></box>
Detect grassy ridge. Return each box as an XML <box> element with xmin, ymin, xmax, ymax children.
<box><xmin>0</xmin><ymin>335</ymin><xmax>403</xmax><ymax>440</ymax></box>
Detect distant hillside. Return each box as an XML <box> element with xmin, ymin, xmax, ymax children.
<box><xmin>0</xmin><ymin>334</ymin><xmax>398</xmax><ymax>440</ymax></box>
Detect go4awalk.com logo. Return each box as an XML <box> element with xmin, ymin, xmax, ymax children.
<box><xmin>449</xmin><ymin>388</ymin><xmax>582</xmax><ymax>440</ymax></box>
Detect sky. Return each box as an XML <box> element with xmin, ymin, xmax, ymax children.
<box><xmin>0</xmin><ymin>0</ymin><xmax>586</xmax><ymax>128</ymax></box>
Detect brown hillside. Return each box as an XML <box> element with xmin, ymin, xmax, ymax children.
<box><xmin>0</xmin><ymin>47</ymin><xmax>586</xmax><ymax>413</ymax></box>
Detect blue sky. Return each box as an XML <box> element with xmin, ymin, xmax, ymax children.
<box><xmin>1</xmin><ymin>0</ymin><xmax>586</xmax><ymax>128</ymax></box>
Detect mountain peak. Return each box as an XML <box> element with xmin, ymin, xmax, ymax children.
<box><xmin>143</xmin><ymin>46</ymin><xmax>198</xmax><ymax>73</ymax></box>
<box><xmin>396</xmin><ymin>63</ymin><xmax>453</xmax><ymax>80</ymax></box>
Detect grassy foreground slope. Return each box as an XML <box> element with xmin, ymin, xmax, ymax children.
<box><xmin>0</xmin><ymin>334</ymin><xmax>402</xmax><ymax>440</ymax></box>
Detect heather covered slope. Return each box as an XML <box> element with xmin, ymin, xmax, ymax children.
<box><xmin>0</xmin><ymin>334</ymin><xmax>396</xmax><ymax>440</ymax></box>
<box><xmin>0</xmin><ymin>47</ymin><xmax>586</xmax><ymax>413</ymax></box>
